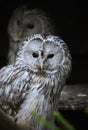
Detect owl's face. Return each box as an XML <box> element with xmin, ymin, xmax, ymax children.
<box><xmin>13</xmin><ymin>14</ymin><xmax>43</xmax><ymax>41</ymax></box>
<box><xmin>16</xmin><ymin>34</ymin><xmax>71</xmax><ymax>77</ymax></box>
<box><xmin>8</xmin><ymin>7</ymin><xmax>54</xmax><ymax>42</ymax></box>
<box><xmin>23</xmin><ymin>40</ymin><xmax>63</xmax><ymax>74</ymax></box>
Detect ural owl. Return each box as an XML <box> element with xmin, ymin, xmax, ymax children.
<box><xmin>0</xmin><ymin>34</ymin><xmax>71</xmax><ymax>130</ymax></box>
<box><xmin>7</xmin><ymin>5</ymin><xmax>55</xmax><ymax>64</ymax></box>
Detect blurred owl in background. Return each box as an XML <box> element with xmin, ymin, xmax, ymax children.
<box><xmin>7</xmin><ymin>5</ymin><xmax>56</xmax><ymax>64</ymax></box>
<box><xmin>0</xmin><ymin>34</ymin><xmax>71</xmax><ymax>130</ymax></box>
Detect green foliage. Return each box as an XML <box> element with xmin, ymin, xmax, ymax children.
<box><xmin>54</xmin><ymin>111</ymin><xmax>75</xmax><ymax>130</ymax></box>
<box><xmin>32</xmin><ymin>111</ymin><xmax>75</xmax><ymax>130</ymax></box>
<box><xmin>84</xmin><ymin>107</ymin><xmax>88</xmax><ymax>114</ymax></box>
<box><xmin>32</xmin><ymin>112</ymin><xmax>62</xmax><ymax>130</ymax></box>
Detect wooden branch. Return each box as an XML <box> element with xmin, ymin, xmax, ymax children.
<box><xmin>59</xmin><ymin>84</ymin><xmax>88</xmax><ymax>110</ymax></box>
<box><xmin>0</xmin><ymin>108</ymin><xmax>33</xmax><ymax>130</ymax></box>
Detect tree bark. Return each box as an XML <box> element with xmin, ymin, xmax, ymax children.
<box><xmin>59</xmin><ymin>84</ymin><xmax>88</xmax><ymax>110</ymax></box>
<box><xmin>0</xmin><ymin>108</ymin><xmax>33</xmax><ymax>130</ymax></box>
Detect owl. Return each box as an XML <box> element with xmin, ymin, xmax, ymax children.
<box><xmin>7</xmin><ymin>5</ymin><xmax>55</xmax><ymax>64</ymax></box>
<box><xmin>0</xmin><ymin>34</ymin><xmax>71</xmax><ymax>130</ymax></box>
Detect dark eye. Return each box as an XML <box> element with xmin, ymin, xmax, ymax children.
<box><xmin>17</xmin><ymin>20</ymin><xmax>20</xmax><ymax>25</ymax></box>
<box><xmin>47</xmin><ymin>54</ymin><xmax>54</xmax><ymax>59</ymax></box>
<box><xmin>27</xmin><ymin>24</ymin><xmax>34</xmax><ymax>29</ymax></box>
<box><xmin>32</xmin><ymin>52</ymin><xmax>39</xmax><ymax>58</ymax></box>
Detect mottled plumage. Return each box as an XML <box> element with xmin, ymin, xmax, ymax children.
<box><xmin>8</xmin><ymin>5</ymin><xmax>55</xmax><ymax>64</ymax></box>
<box><xmin>0</xmin><ymin>34</ymin><xmax>71</xmax><ymax>130</ymax></box>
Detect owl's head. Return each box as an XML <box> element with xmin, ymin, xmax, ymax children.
<box><xmin>16</xmin><ymin>34</ymin><xmax>71</xmax><ymax>79</ymax></box>
<box><xmin>8</xmin><ymin>6</ymin><xmax>55</xmax><ymax>42</ymax></box>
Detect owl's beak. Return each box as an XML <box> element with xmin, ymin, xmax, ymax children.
<box><xmin>39</xmin><ymin>51</ymin><xmax>46</xmax><ymax>71</ymax></box>
<box><xmin>40</xmin><ymin>61</ymin><xmax>44</xmax><ymax>70</ymax></box>
<box><xmin>18</xmin><ymin>31</ymin><xmax>23</xmax><ymax>38</ymax></box>
<box><xmin>40</xmin><ymin>57</ymin><xmax>46</xmax><ymax>71</ymax></box>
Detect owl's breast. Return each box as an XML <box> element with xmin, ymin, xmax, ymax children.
<box><xmin>15</xmin><ymin>72</ymin><xmax>60</xmax><ymax>126</ymax></box>
<box><xmin>16</xmin><ymin>84</ymin><xmax>54</xmax><ymax>123</ymax></box>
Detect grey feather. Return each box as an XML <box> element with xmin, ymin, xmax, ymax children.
<box><xmin>0</xmin><ymin>34</ymin><xmax>71</xmax><ymax>130</ymax></box>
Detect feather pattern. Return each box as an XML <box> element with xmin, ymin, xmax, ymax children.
<box><xmin>0</xmin><ymin>34</ymin><xmax>71</xmax><ymax>130</ymax></box>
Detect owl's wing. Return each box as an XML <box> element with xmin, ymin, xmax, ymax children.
<box><xmin>0</xmin><ymin>65</ymin><xmax>31</xmax><ymax>115</ymax></box>
<box><xmin>0</xmin><ymin>65</ymin><xmax>15</xmax><ymax>83</ymax></box>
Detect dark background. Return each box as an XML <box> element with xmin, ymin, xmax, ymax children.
<box><xmin>0</xmin><ymin>0</ymin><xmax>88</xmax><ymax>130</ymax></box>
